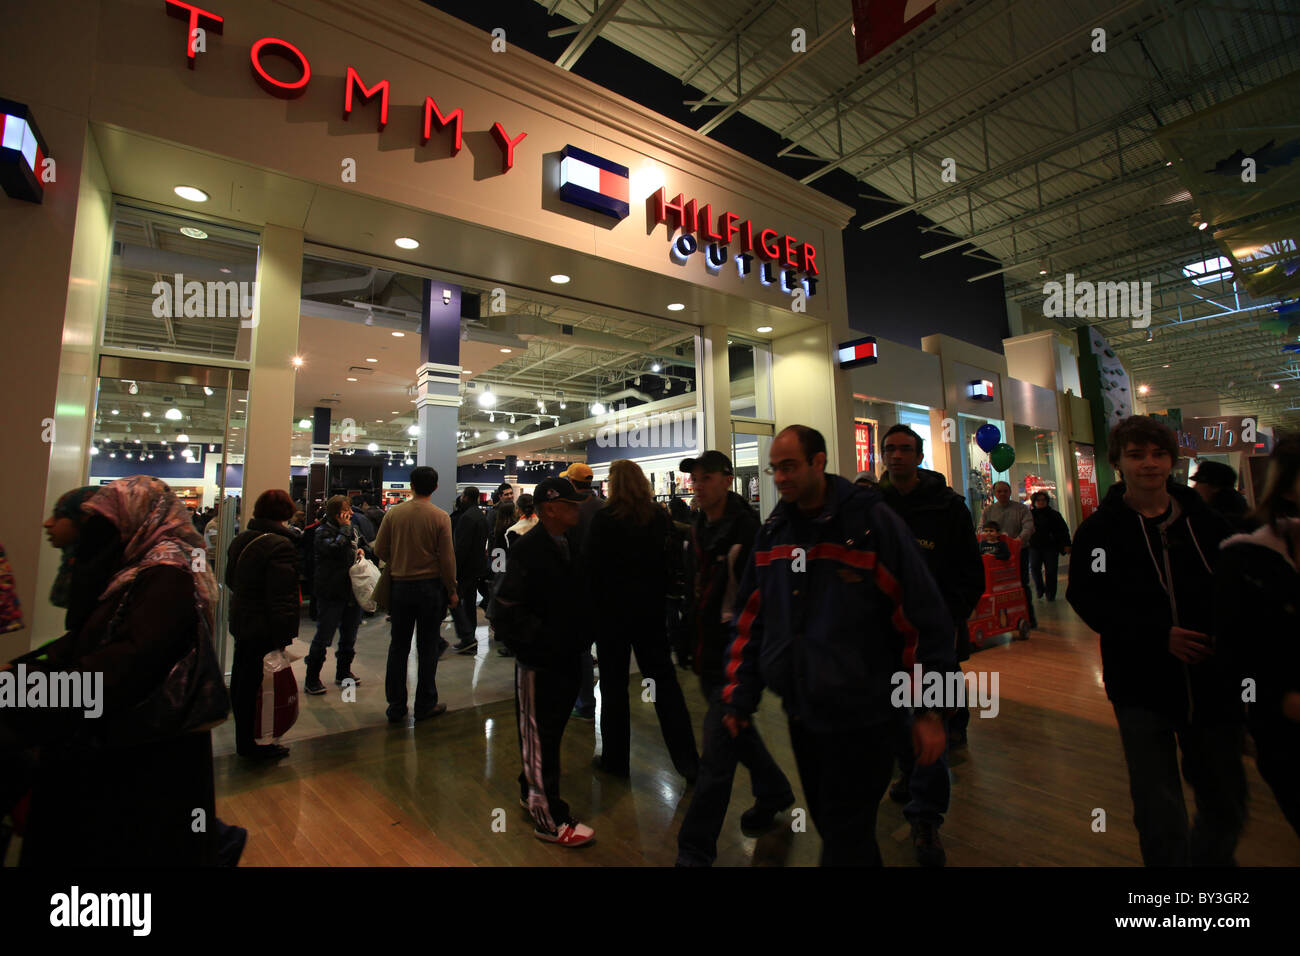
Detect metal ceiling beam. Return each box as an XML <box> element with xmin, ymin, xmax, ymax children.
<box><xmin>678</xmin><ymin>0</ymin><xmax>781</xmax><ymax>86</ymax></box>
<box><xmin>696</xmin><ymin>15</ymin><xmax>851</xmax><ymax>136</ymax></box>
<box><xmin>555</xmin><ymin>0</ymin><xmax>629</xmax><ymax>72</ymax></box>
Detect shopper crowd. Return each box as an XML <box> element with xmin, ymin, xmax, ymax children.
<box><xmin>1</xmin><ymin>415</ymin><xmax>1296</xmax><ymax>867</ymax></box>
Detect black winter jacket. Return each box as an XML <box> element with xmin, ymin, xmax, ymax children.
<box><xmin>587</xmin><ymin>506</ymin><xmax>675</xmax><ymax>629</ymax></box>
<box><xmin>314</xmin><ymin>517</ymin><xmax>361</xmax><ymax>602</ymax></box>
<box><xmin>226</xmin><ymin>518</ymin><xmax>300</xmax><ymax>652</ymax></box>
<box><xmin>489</xmin><ymin>523</ymin><xmax>591</xmax><ymax>667</ymax></box>
<box><xmin>1067</xmin><ymin>479</ymin><xmax>1234</xmax><ymax>722</ymax></box>
<box><xmin>1028</xmin><ymin>505</ymin><xmax>1072</xmax><ymax>554</ymax></box>
<box><xmin>722</xmin><ymin>474</ymin><xmax>957</xmax><ymax>732</ymax></box>
<box><xmin>690</xmin><ymin>492</ymin><xmax>761</xmax><ymax>686</ymax></box>
<box><xmin>1214</xmin><ymin>519</ymin><xmax>1300</xmax><ymax>723</ymax></box>
<box><xmin>878</xmin><ymin>468</ymin><xmax>984</xmax><ymax>660</ymax></box>
<box><xmin>452</xmin><ymin>502</ymin><xmax>490</xmax><ymax>582</ymax></box>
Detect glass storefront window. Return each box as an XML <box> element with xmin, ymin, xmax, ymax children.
<box><xmin>852</xmin><ymin>397</ymin><xmax>934</xmax><ymax>475</ymax></box>
<box><xmin>102</xmin><ymin>205</ymin><xmax>260</xmax><ymax>361</ymax></box>
<box><xmin>959</xmin><ymin>413</ymin><xmax>1009</xmax><ymax>528</ymax></box>
<box><xmin>1010</xmin><ymin>425</ymin><xmax>1059</xmax><ymax>505</ymax></box>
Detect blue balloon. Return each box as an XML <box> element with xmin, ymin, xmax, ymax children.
<box><xmin>975</xmin><ymin>424</ymin><xmax>1002</xmax><ymax>453</ymax></box>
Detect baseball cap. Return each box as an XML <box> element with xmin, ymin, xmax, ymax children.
<box><xmin>559</xmin><ymin>463</ymin><xmax>594</xmax><ymax>484</ymax></box>
<box><xmin>533</xmin><ymin>476</ymin><xmax>591</xmax><ymax>503</ymax></box>
<box><xmin>1190</xmin><ymin>461</ymin><xmax>1236</xmax><ymax>488</ymax></box>
<box><xmin>679</xmin><ymin>450</ymin><xmax>733</xmax><ymax>475</ymax></box>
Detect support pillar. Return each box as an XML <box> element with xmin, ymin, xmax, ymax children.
<box><xmin>418</xmin><ymin>278</ymin><xmax>463</xmax><ymax>513</ymax></box>
<box><xmin>243</xmin><ymin>225</ymin><xmax>303</xmax><ymax>504</ymax></box>
<box><xmin>699</xmin><ymin>324</ymin><xmax>730</xmax><ymax>454</ymax></box>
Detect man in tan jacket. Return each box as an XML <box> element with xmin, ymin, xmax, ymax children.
<box><xmin>373</xmin><ymin>466</ymin><xmax>457</xmax><ymax>724</ymax></box>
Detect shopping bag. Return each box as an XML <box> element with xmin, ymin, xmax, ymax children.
<box><xmin>350</xmin><ymin>552</ymin><xmax>381</xmax><ymax>612</ymax></box>
<box><xmin>373</xmin><ymin>562</ymin><xmax>392</xmax><ymax>612</ymax></box>
<box><xmin>254</xmin><ymin>648</ymin><xmax>300</xmax><ymax>744</ymax></box>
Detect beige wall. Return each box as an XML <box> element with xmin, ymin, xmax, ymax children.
<box><xmin>0</xmin><ymin>1</ymin><xmax>106</xmax><ymax>658</ymax></box>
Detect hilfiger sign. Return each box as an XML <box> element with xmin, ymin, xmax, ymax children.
<box><xmin>651</xmin><ymin>188</ymin><xmax>820</xmax><ymax>296</ymax></box>
<box><xmin>161</xmin><ymin>0</ymin><xmax>527</xmax><ymax>173</ymax></box>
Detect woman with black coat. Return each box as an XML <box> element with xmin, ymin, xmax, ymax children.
<box><xmin>226</xmin><ymin>488</ymin><xmax>302</xmax><ymax>760</ymax></box>
<box><xmin>586</xmin><ymin>459</ymin><xmax>699</xmax><ymax>780</ymax></box>
<box><xmin>0</xmin><ymin>476</ymin><xmax>223</xmax><ymax>866</ymax></box>
<box><xmin>1214</xmin><ymin>437</ymin><xmax>1300</xmax><ymax>837</ymax></box>
<box><xmin>1027</xmin><ymin>491</ymin><xmax>1071</xmax><ymax>600</ymax></box>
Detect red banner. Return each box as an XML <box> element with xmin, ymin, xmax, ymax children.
<box><xmin>853</xmin><ymin>0</ymin><xmax>943</xmax><ymax>65</ymax></box>
<box><xmin>1075</xmin><ymin>444</ymin><xmax>1099</xmax><ymax>520</ymax></box>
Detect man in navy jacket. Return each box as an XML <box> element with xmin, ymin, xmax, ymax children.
<box><xmin>721</xmin><ymin>425</ymin><xmax>955</xmax><ymax>865</ymax></box>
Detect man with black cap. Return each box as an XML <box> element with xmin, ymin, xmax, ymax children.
<box><xmin>560</xmin><ymin>462</ymin><xmax>603</xmax><ymax>720</ymax></box>
<box><xmin>1191</xmin><ymin>461</ymin><xmax>1253</xmax><ymax>533</ymax></box>
<box><xmin>489</xmin><ymin>475</ymin><xmax>597</xmax><ymax>847</ymax></box>
<box><xmin>676</xmin><ymin>450</ymin><xmax>795</xmax><ymax>867</ymax></box>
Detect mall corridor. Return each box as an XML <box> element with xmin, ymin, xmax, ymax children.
<box><xmin>212</xmin><ymin>598</ymin><xmax>1299</xmax><ymax>867</ymax></box>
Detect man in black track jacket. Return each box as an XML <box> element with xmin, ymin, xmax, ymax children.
<box><xmin>1068</xmin><ymin>415</ymin><xmax>1243</xmax><ymax>866</ymax></box>
<box><xmin>676</xmin><ymin>450</ymin><xmax>794</xmax><ymax>867</ymax></box>
<box><xmin>721</xmin><ymin>425</ymin><xmax>955</xmax><ymax>866</ymax></box>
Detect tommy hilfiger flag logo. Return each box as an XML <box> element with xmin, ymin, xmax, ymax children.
<box><xmin>558</xmin><ymin>145</ymin><xmax>630</xmax><ymax>220</ymax></box>
<box><xmin>0</xmin><ymin>98</ymin><xmax>51</xmax><ymax>203</ymax></box>
<box><xmin>968</xmin><ymin>379</ymin><xmax>995</xmax><ymax>401</ymax></box>
<box><xmin>836</xmin><ymin>336</ymin><xmax>878</xmax><ymax>369</ymax></box>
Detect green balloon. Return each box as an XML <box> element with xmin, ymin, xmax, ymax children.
<box><xmin>989</xmin><ymin>443</ymin><xmax>1016</xmax><ymax>472</ymax></box>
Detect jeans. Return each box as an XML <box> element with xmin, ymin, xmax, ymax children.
<box><xmin>595</xmin><ymin>628</ymin><xmax>698</xmax><ymax>776</ymax></box>
<box><xmin>895</xmin><ymin>708</ymin><xmax>951</xmax><ymax>827</ymax></box>
<box><xmin>1029</xmin><ymin>547</ymin><xmax>1060</xmax><ymax>600</ymax></box>
<box><xmin>677</xmin><ymin>677</ymin><xmax>794</xmax><ymax>866</ymax></box>
<box><xmin>308</xmin><ymin>598</ymin><xmax>361</xmax><ymax>677</ymax></box>
<box><xmin>1112</xmin><ymin>703</ymin><xmax>1247</xmax><ymax>866</ymax></box>
<box><xmin>450</xmin><ymin>578</ymin><xmax>479</xmax><ymax>644</ymax></box>
<box><xmin>385</xmin><ymin>578</ymin><xmax>446</xmax><ymax>719</ymax></box>
<box><xmin>788</xmin><ymin>718</ymin><xmax>895</xmax><ymax>866</ymax></box>
<box><xmin>516</xmin><ymin>654</ymin><xmax>583</xmax><ymax>833</ymax></box>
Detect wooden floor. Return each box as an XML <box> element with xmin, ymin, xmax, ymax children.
<box><xmin>216</xmin><ymin>594</ymin><xmax>1300</xmax><ymax>867</ymax></box>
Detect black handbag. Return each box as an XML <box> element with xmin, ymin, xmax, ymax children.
<box><xmin>86</xmin><ymin>581</ymin><xmax>230</xmax><ymax>749</ymax></box>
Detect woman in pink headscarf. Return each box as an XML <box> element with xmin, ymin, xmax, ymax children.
<box><xmin>1</xmin><ymin>476</ymin><xmax>226</xmax><ymax>866</ymax></box>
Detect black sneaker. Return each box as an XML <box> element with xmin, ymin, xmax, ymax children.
<box><xmin>911</xmin><ymin>821</ymin><xmax>946</xmax><ymax>867</ymax></box>
<box><xmin>740</xmin><ymin>795</ymin><xmax>795</xmax><ymax>834</ymax></box>
<box><xmin>497</xmin><ymin>645</ymin><xmax>515</xmax><ymax>657</ymax></box>
<box><xmin>452</xmin><ymin>639</ymin><xmax>477</xmax><ymax>655</ymax></box>
<box><xmin>334</xmin><ymin>671</ymin><xmax>361</xmax><ymax>686</ymax></box>
<box><xmin>889</xmin><ymin>778</ymin><xmax>911</xmax><ymax>803</ymax></box>
<box><xmin>304</xmin><ymin>674</ymin><xmax>326</xmax><ymax>696</ymax></box>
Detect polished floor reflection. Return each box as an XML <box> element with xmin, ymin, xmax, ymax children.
<box><xmin>215</xmin><ymin>598</ymin><xmax>1300</xmax><ymax>866</ymax></box>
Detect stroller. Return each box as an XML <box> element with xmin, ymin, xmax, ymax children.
<box><xmin>968</xmin><ymin>535</ymin><xmax>1031</xmax><ymax>648</ymax></box>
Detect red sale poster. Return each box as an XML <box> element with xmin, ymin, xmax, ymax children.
<box><xmin>1075</xmin><ymin>443</ymin><xmax>1099</xmax><ymax>520</ymax></box>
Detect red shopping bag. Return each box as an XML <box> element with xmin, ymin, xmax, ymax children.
<box><xmin>254</xmin><ymin>660</ymin><xmax>299</xmax><ymax>743</ymax></box>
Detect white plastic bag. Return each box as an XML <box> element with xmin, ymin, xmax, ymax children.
<box><xmin>350</xmin><ymin>552</ymin><xmax>381</xmax><ymax>612</ymax></box>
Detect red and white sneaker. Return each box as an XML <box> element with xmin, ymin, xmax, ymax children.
<box><xmin>534</xmin><ymin>820</ymin><xmax>595</xmax><ymax>847</ymax></box>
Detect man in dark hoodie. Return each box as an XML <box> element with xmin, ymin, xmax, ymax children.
<box><xmin>675</xmin><ymin>450</ymin><xmax>795</xmax><ymax>867</ymax></box>
<box><xmin>1190</xmin><ymin>461</ymin><xmax>1254</xmax><ymax>534</ymax></box>
<box><xmin>1067</xmin><ymin>415</ymin><xmax>1244</xmax><ymax>866</ymax></box>
<box><xmin>876</xmin><ymin>423</ymin><xmax>985</xmax><ymax>866</ymax></box>
<box><xmin>449</xmin><ymin>487</ymin><xmax>489</xmax><ymax>653</ymax></box>
<box><xmin>721</xmin><ymin>425</ymin><xmax>955</xmax><ymax>866</ymax></box>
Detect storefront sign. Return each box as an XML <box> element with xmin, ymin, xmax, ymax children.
<box><xmin>967</xmin><ymin>379</ymin><xmax>994</xmax><ymax>402</ymax></box>
<box><xmin>0</xmin><ymin>98</ymin><xmax>51</xmax><ymax>203</ymax></box>
<box><xmin>1179</xmin><ymin>415</ymin><xmax>1260</xmax><ymax>455</ymax></box>
<box><xmin>837</xmin><ymin>336</ymin><xmax>878</xmax><ymax>369</ymax></box>
<box><xmin>558</xmin><ymin>145</ymin><xmax>629</xmax><ymax>220</ymax></box>
<box><xmin>651</xmin><ymin>186</ymin><xmax>820</xmax><ymax>296</ymax></box>
<box><xmin>162</xmin><ymin>0</ymin><xmax>527</xmax><ymax>172</ymax></box>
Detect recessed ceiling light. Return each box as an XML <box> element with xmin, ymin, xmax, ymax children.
<box><xmin>391</xmin><ymin>331</ymin><xmax>405</xmax><ymax>338</ymax></box>
<box><xmin>237</xmin><ymin>398</ymin><xmax>247</xmax><ymax>402</ymax></box>
<box><xmin>142</xmin><ymin>410</ymin><xmax>151</xmax><ymax>418</ymax></box>
<box><xmin>365</xmin><ymin>357</ymin><xmax>378</xmax><ymax>363</ymax></box>
<box><xmin>550</xmin><ymin>274</ymin><xmax>570</xmax><ymax>284</ymax></box>
<box><xmin>666</xmin><ymin>303</ymin><xmax>685</xmax><ymax>311</ymax></box>
<box><xmin>173</xmin><ymin>186</ymin><xmax>209</xmax><ymax>202</ymax></box>
<box><xmin>110</xmin><ymin>409</ymin><xmax>119</xmax><ymax>415</ymax></box>
<box><xmin>461</xmin><ymin>369</ymin><xmax>472</xmax><ymax>375</ymax></box>
<box><xmin>757</xmin><ymin>326</ymin><xmax>773</xmax><ymax>333</ymax></box>
<box><xmin>292</xmin><ymin>356</ymin><xmax>304</xmax><ymax>367</ymax></box>
<box><xmin>346</xmin><ymin>377</ymin><xmax>358</xmax><ymax>382</ymax></box>
<box><xmin>179</xmin><ymin>226</ymin><xmax>208</xmax><ymax>239</ymax></box>
<box><xmin>298</xmin><ymin>419</ymin><xmax>311</xmax><ymax>428</ymax></box>
<box><xmin>499</xmin><ymin>347</ymin><xmax>512</xmax><ymax>353</ymax></box>
<box><xmin>176</xmin><ymin>433</ymin><xmax>190</xmax><ymax>442</ymax></box>
<box><xmin>375</xmin><ymin>419</ymin><xmax>384</xmax><ymax>423</ymax></box>
<box><xmin>165</xmin><ymin>407</ymin><xmax>182</xmax><ymax>420</ymax></box>
<box><xmin>394</xmin><ymin>237</ymin><xmax>419</xmax><ymax>249</ymax></box>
